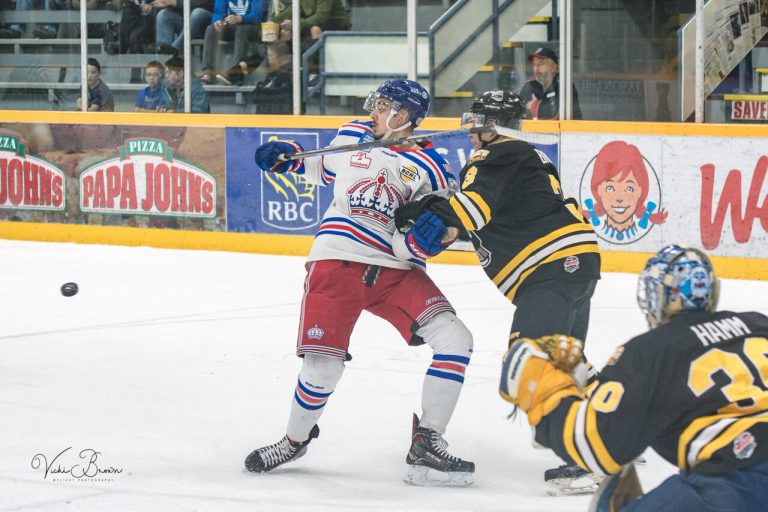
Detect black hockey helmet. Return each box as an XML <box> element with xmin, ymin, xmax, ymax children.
<box><xmin>461</xmin><ymin>90</ymin><xmax>525</xmax><ymax>131</ymax></box>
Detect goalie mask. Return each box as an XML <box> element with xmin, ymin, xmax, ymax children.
<box><xmin>461</xmin><ymin>90</ymin><xmax>525</xmax><ymax>132</ymax></box>
<box><xmin>637</xmin><ymin>245</ymin><xmax>720</xmax><ymax>328</ymax></box>
<box><xmin>364</xmin><ymin>79</ymin><xmax>430</xmax><ymax>138</ymax></box>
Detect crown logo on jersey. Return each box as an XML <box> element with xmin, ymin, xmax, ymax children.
<box><xmin>346</xmin><ymin>170</ymin><xmax>405</xmax><ymax>226</ymax></box>
<box><xmin>307</xmin><ymin>324</ymin><xmax>325</xmax><ymax>340</ymax></box>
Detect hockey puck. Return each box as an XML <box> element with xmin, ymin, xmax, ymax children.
<box><xmin>61</xmin><ymin>282</ymin><xmax>78</xmax><ymax>297</ymax></box>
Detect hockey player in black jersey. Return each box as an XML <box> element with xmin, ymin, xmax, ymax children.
<box><xmin>500</xmin><ymin>245</ymin><xmax>768</xmax><ymax>511</ymax></box>
<box><xmin>394</xmin><ymin>90</ymin><xmax>601</xmax><ymax>492</ymax></box>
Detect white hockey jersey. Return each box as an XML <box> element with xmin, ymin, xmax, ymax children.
<box><xmin>298</xmin><ymin>120</ymin><xmax>457</xmax><ymax>270</ymax></box>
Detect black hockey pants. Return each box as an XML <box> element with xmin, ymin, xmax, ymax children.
<box><xmin>509</xmin><ymin>278</ymin><xmax>597</xmax><ymax>347</ymax></box>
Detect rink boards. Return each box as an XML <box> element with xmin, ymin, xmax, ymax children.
<box><xmin>0</xmin><ymin>111</ymin><xmax>765</xmax><ymax>279</ymax></box>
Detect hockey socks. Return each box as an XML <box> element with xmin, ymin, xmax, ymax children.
<box><xmin>286</xmin><ymin>353</ymin><xmax>344</xmax><ymax>442</ymax></box>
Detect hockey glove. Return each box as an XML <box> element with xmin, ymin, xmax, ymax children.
<box><xmin>254</xmin><ymin>140</ymin><xmax>305</xmax><ymax>174</ymax></box>
<box><xmin>404</xmin><ymin>211</ymin><xmax>451</xmax><ymax>259</ymax></box>
<box><xmin>499</xmin><ymin>335</ymin><xmax>585</xmax><ymax>426</ymax></box>
<box><xmin>394</xmin><ymin>194</ymin><xmax>448</xmax><ymax>233</ymax></box>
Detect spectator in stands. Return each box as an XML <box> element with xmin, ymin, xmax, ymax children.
<box><xmin>263</xmin><ymin>0</ymin><xmax>350</xmax><ymax>88</ymax></box>
<box><xmin>199</xmin><ymin>0</ymin><xmax>264</xmax><ymax>85</ymax></box>
<box><xmin>117</xmin><ymin>0</ymin><xmax>157</xmax><ymax>54</ymax></box>
<box><xmin>0</xmin><ymin>0</ymin><xmax>70</xmax><ymax>39</ymax></box>
<box><xmin>272</xmin><ymin>0</ymin><xmax>351</xmax><ymax>43</ymax></box>
<box><xmin>155</xmin><ymin>0</ymin><xmax>214</xmax><ymax>55</ymax></box>
<box><xmin>134</xmin><ymin>60</ymin><xmax>170</xmax><ymax>112</ymax></box>
<box><xmin>163</xmin><ymin>56</ymin><xmax>210</xmax><ymax>113</ymax></box>
<box><xmin>518</xmin><ymin>46</ymin><xmax>582</xmax><ymax>120</ymax></box>
<box><xmin>76</xmin><ymin>58</ymin><xmax>115</xmax><ymax>112</ymax></box>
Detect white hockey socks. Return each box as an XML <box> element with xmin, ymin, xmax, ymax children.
<box><xmin>417</xmin><ymin>312</ymin><xmax>473</xmax><ymax>434</ymax></box>
<box><xmin>286</xmin><ymin>353</ymin><xmax>345</xmax><ymax>443</ymax></box>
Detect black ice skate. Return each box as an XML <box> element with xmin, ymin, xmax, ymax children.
<box><xmin>544</xmin><ymin>463</ymin><xmax>604</xmax><ymax>496</ymax></box>
<box><xmin>244</xmin><ymin>424</ymin><xmax>319</xmax><ymax>473</ymax></box>
<box><xmin>404</xmin><ymin>414</ymin><xmax>474</xmax><ymax>487</ymax></box>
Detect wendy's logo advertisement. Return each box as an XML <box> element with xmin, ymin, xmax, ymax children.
<box><xmin>579</xmin><ymin>140</ymin><xmax>667</xmax><ymax>245</ymax></box>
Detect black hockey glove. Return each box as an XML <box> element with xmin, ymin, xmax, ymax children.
<box><xmin>394</xmin><ymin>195</ymin><xmax>447</xmax><ymax>233</ymax></box>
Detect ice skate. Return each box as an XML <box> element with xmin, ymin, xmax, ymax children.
<box><xmin>404</xmin><ymin>414</ymin><xmax>474</xmax><ymax>487</ymax></box>
<box><xmin>244</xmin><ymin>424</ymin><xmax>319</xmax><ymax>473</ymax></box>
<box><xmin>544</xmin><ymin>463</ymin><xmax>604</xmax><ymax>496</ymax></box>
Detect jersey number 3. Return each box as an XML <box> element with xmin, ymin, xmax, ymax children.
<box><xmin>687</xmin><ymin>337</ymin><xmax>768</xmax><ymax>414</ymax></box>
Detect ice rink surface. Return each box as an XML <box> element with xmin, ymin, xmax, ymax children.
<box><xmin>1</xmin><ymin>239</ymin><xmax>767</xmax><ymax>511</ymax></box>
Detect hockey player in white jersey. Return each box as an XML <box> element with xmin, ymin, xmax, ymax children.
<box><xmin>245</xmin><ymin>79</ymin><xmax>475</xmax><ymax>486</ymax></box>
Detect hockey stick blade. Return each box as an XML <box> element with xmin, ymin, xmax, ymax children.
<box><xmin>279</xmin><ymin>125</ymin><xmax>559</xmax><ymax>161</ymax></box>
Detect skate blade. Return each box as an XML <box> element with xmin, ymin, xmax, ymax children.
<box><xmin>545</xmin><ymin>473</ymin><xmax>604</xmax><ymax>496</ymax></box>
<box><xmin>403</xmin><ymin>465</ymin><xmax>474</xmax><ymax>487</ymax></box>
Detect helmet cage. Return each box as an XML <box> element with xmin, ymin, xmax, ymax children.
<box><xmin>637</xmin><ymin>246</ymin><xmax>720</xmax><ymax>328</ymax></box>
<box><xmin>363</xmin><ymin>79</ymin><xmax>430</xmax><ymax>128</ymax></box>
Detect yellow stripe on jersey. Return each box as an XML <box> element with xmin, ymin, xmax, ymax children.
<box><xmin>463</xmin><ymin>191</ymin><xmax>492</xmax><ymax>224</ymax></box>
<box><xmin>504</xmin><ymin>244</ymin><xmax>601</xmax><ymax>301</ymax></box>
<box><xmin>586</xmin><ymin>401</ymin><xmax>622</xmax><ymax>474</ymax></box>
<box><xmin>449</xmin><ymin>195</ymin><xmax>476</xmax><ymax>230</ymax></box>
<box><xmin>563</xmin><ymin>401</ymin><xmax>588</xmax><ymax>470</ymax></box>
<box><xmin>694</xmin><ymin>414</ymin><xmax>768</xmax><ymax>469</ymax></box>
<box><xmin>492</xmin><ymin>223</ymin><xmax>595</xmax><ymax>286</ymax></box>
<box><xmin>677</xmin><ymin>412</ymin><xmax>746</xmax><ymax>469</ymax></box>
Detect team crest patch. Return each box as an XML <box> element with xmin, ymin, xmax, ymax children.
<box><xmin>733</xmin><ymin>431</ymin><xmax>757</xmax><ymax>460</ymax></box>
<box><xmin>307</xmin><ymin>324</ymin><xmax>325</xmax><ymax>340</ymax></box>
<box><xmin>399</xmin><ymin>165</ymin><xmax>419</xmax><ymax>183</ymax></box>
<box><xmin>468</xmin><ymin>149</ymin><xmax>489</xmax><ymax>163</ymax></box>
<box><xmin>564</xmin><ymin>255</ymin><xmax>580</xmax><ymax>273</ymax></box>
<box><xmin>348</xmin><ymin>170</ymin><xmax>405</xmax><ymax>226</ymax></box>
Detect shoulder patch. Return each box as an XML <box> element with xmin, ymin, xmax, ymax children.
<box><xmin>534</xmin><ymin>148</ymin><xmax>552</xmax><ymax>165</ymax></box>
<box><xmin>399</xmin><ymin>164</ymin><xmax>420</xmax><ymax>183</ymax></box>
<box><xmin>469</xmin><ymin>149</ymin><xmax>489</xmax><ymax>163</ymax></box>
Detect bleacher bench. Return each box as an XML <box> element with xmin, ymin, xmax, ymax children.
<box><xmin>0</xmin><ymin>81</ymin><xmax>255</xmax><ymax>105</ymax></box>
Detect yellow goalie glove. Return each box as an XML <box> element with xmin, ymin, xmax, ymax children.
<box><xmin>498</xmin><ymin>335</ymin><xmax>586</xmax><ymax>426</ymax></box>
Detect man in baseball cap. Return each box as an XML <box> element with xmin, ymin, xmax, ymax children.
<box><xmin>518</xmin><ymin>46</ymin><xmax>581</xmax><ymax>120</ymax></box>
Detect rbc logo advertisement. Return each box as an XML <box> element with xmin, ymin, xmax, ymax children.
<box><xmin>225</xmin><ymin>128</ymin><xmax>335</xmax><ymax>234</ymax></box>
<box><xmin>259</xmin><ymin>132</ymin><xmax>321</xmax><ymax>231</ymax></box>
<box><xmin>225</xmin><ymin>126</ymin><xmax>558</xmax><ymax>235</ymax></box>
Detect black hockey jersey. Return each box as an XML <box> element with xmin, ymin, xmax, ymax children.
<box><xmin>536</xmin><ymin>310</ymin><xmax>768</xmax><ymax>476</ymax></box>
<box><xmin>431</xmin><ymin>139</ymin><xmax>600</xmax><ymax>302</ymax></box>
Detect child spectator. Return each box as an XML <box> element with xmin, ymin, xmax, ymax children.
<box><xmin>76</xmin><ymin>58</ymin><xmax>115</xmax><ymax>112</ymax></box>
<box><xmin>200</xmin><ymin>0</ymin><xmax>264</xmax><ymax>85</ymax></box>
<box><xmin>134</xmin><ymin>60</ymin><xmax>169</xmax><ymax>112</ymax></box>
<box><xmin>163</xmin><ymin>56</ymin><xmax>210</xmax><ymax>113</ymax></box>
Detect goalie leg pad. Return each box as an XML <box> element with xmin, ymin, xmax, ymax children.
<box><xmin>588</xmin><ymin>463</ymin><xmax>642</xmax><ymax>511</ymax></box>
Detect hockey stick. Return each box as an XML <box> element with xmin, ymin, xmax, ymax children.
<box><xmin>278</xmin><ymin>125</ymin><xmax>559</xmax><ymax>161</ymax></box>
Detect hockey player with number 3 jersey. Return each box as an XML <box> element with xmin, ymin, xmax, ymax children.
<box><xmin>500</xmin><ymin>245</ymin><xmax>768</xmax><ymax>511</ymax></box>
<box><xmin>245</xmin><ymin>79</ymin><xmax>475</xmax><ymax>487</ymax></box>
<box><xmin>394</xmin><ymin>90</ymin><xmax>602</xmax><ymax>493</ymax></box>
